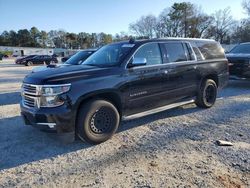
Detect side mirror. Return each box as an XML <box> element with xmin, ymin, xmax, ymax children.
<box><xmin>131</xmin><ymin>57</ymin><xmax>147</xmax><ymax>67</ymax></box>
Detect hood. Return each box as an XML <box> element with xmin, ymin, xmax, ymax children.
<box><xmin>31</xmin><ymin>63</ymin><xmax>71</xmax><ymax>73</ymax></box>
<box><xmin>226</xmin><ymin>53</ymin><xmax>250</xmax><ymax>59</ymax></box>
<box><xmin>24</xmin><ymin>64</ymin><xmax>112</xmax><ymax>85</ymax></box>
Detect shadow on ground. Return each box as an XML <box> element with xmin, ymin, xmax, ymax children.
<box><xmin>0</xmin><ymin>92</ymin><xmax>21</xmax><ymax>106</ymax></box>
<box><xmin>0</xmin><ymin>80</ymin><xmax>249</xmax><ymax>171</ymax></box>
<box><xmin>0</xmin><ymin>116</ymin><xmax>90</xmax><ymax>170</ymax></box>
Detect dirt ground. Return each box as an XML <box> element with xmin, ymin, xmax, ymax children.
<box><xmin>0</xmin><ymin>59</ymin><xmax>249</xmax><ymax>187</ymax></box>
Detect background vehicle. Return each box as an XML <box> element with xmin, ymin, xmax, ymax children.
<box><xmin>21</xmin><ymin>38</ymin><xmax>228</xmax><ymax>144</ymax></box>
<box><xmin>0</xmin><ymin>53</ymin><xmax>3</xmax><ymax>60</ymax></box>
<box><xmin>61</xmin><ymin>55</ymin><xmax>73</xmax><ymax>62</ymax></box>
<box><xmin>31</xmin><ymin>49</ymin><xmax>96</xmax><ymax>73</ymax></box>
<box><xmin>21</xmin><ymin>55</ymin><xmax>58</xmax><ymax>66</ymax></box>
<box><xmin>226</xmin><ymin>42</ymin><xmax>250</xmax><ymax>78</ymax></box>
<box><xmin>15</xmin><ymin>55</ymin><xmax>37</xmax><ymax>64</ymax></box>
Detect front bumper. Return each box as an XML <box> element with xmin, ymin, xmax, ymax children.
<box><xmin>229</xmin><ymin>64</ymin><xmax>250</xmax><ymax>78</ymax></box>
<box><xmin>20</xmin><ymin>102</ymin><xmax>76</xmax><ymax>133</ymax></box>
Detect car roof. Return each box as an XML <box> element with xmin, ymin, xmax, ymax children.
<box><xmin>81</xmin><ymin>49</ymin><xmax>97</xmax><ymax>52</ymax></box>
<box><xmin>111</xmin><ymin>37</ymin><xmax>216</xmax><ymax>46</ymax></box>
<box><xmin>239</xmin><ymin>42</ymin><xmax>250</xmax><ymax>45</ymax></box>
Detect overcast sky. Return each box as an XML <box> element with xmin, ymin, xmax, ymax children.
<box><xmin>0</xmin><ymin>0</ymin><xmax>247</xmax><ymax>35</ymax></box>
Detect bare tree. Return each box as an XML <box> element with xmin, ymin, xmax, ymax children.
<box><xmin>156</xmin><ymin>3</ymin><xmax>212</xmax><ymax>38</ymax></box>
<box><xmin>129</xmin><ymin>15</ymin><xmax>157</xmax><ymax>39</ymax></box>
<box><xmin>242</xmin><ymin>0</ymin><xmax>250</xmax><ymax>15</ymax></box>
<box><xmin>210</xmin><ymin>7</ymin><xmax>236</xmax><ymax>43</ymax></box>
<box><xmin>187</xmin><ymin>6</ymin><xmax>214</xmax><ymax>38</ymax></box>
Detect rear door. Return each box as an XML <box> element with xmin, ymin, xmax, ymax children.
<box><xmin>160</xmin><ymin>41</ymin><xmax>198</xmax><ymax>100</ymax></box>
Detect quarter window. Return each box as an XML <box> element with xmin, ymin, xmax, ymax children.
<box><xmin>163</xmin><ymin>43</ymin><xmax>187</xmax><ymax>62</ymax></box>
<box><xmin>134</xmin><ymin>43</ymin><xmax>162</xmax><ymax>65</ymax></box>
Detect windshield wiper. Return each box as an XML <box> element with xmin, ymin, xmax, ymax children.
<box><xmin>84</xmin><ymin>64</ymin><xmax>99</xmax><ymax>67</ymax></box>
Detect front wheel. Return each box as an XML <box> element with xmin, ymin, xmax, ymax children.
<box><xmin>77</xmin><ymin>100</ymin><xmax>120</xmax><ymax>144</ymax></box>
<box><xmin>195</xmin><ymin>79</ymin><xmax>217</xmax><ymax>108</ymax></box>
<box><xmin>26</xmin><ymin>61</ymin><xmax>33</xmax><ymax>66</ymax></box>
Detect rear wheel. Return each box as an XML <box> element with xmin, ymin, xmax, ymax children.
<box><xmin>77</xmin><ymin>100</ymin><xmax>120</xmax><ymax>144</ymax></box>
<box><xmin>195</xmin><ymin>79</ymin><xmax>217</xmax><ymax>108</ymax></box>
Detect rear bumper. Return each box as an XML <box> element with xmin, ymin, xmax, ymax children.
<box><xmin>218</xmin><ymin>72</ymin><xmax>229</xmax><ymax>89</ymax></box>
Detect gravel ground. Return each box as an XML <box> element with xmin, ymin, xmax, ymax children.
<box><xmin>0</xmin><ymin>59</ymin><xmax>249</xmax><ymax>187</ymax></box>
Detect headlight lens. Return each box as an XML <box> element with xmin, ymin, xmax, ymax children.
<box><xmin>40</xmin><ymin>96</ymin><xmax>64</xmax><ymax>107</ymax></box>
<box><xmin>41</xmin><ymin>84</ymin><xmax>71</xmax><ymax>96</ymax></box>
<box><xmin>39</xmin><ymin>84</ymin><xmax>71</xmax><ymax>107</ymax></box>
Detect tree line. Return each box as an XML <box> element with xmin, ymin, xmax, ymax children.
<box><xmin>129</xmin><ymin>1</ymin><xmax>250</xmax><ymax>44</ymax></box>
<box><xmin>0</xmin><ymin>28</ymin><xmax>119</xmax><ymax>49</ymax></box>
<box><xmin>1</xmin><ymin>1</ymin><xmax>250</xmax><ymax>49</ymax></box>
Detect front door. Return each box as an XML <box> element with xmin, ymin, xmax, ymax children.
<box><xmin>124</xmin><ymin>43</ymin><xmax>166</xmax><ymax>115</ymax></box>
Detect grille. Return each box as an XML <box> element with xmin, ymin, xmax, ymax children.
<box><xmin>23</xmin><ymin>95</ymin><xmax>36</xmax><ymax>108</ymax></box>
<box><xmin>23</xmin><ymin>84</ymin><xmax>37</xmax><ymax>95</ymax></box>
<box><xmin>22</xmin><ymin>84</ymin><xmax>39</xmax><ymax>108</ymax></box>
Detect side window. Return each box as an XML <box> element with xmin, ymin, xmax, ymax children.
<box><xmin>163</xmin><ymin>43</ymin><xmax>187</xmax><ymax>62</ymax></box>
<box><xmin>134</xmin><ymin>43</ymin><xmax>162</xmax><ymax>66</ymax></box>
<box><xmin>190</xmin><ymin>42</ymin><xmax>204</xmax><ymax>61</ymax></box>
<box><xmin>184</xmin><ymin>42</ymin><xmax>196</xmax><ymax>61</ymax></box>
<box><xmin>196</xmin><ymin>41</ymin><xmax>225</xmax><ymax>60</ymax></box>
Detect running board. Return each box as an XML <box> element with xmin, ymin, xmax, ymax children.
<box><xmin>122</xmin><ymin>99</ymin><xmax>195</xmax><ymax>121</ymax></box>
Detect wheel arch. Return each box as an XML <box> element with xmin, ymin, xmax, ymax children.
<box><xmin>200</xmin><ymin>73</ymin><xmax>219</xmax><ymax>88</ymax></box>
<box><xmin>75</xmin><ymin>89</ymin><xmax>123</xmax><ymax>117</ymax></box>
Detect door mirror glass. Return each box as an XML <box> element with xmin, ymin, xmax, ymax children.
<box><xmin>132</xmin><ymin>57</ymin><xmax>147</xmax><ymax>67</ymax></box>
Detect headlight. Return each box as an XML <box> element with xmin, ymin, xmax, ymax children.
<box><xmin>39</xmin><ymin>84</ymin><xmax>71</xmax><ymax>107</ymax></box>
<box><xmin>41</xmin><ymin>84</ymin><xmax>71</xmax><ymax>96</ymax></box>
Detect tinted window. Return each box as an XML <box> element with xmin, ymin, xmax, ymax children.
<box><xmin>196</xmin><ymin>41</ymin><xmax>225</xmax><ymax>59</ymax></box>
<box><xmin>189</xmin><ymin>42</ymin><xmax>205</xmax><ymax>61</ymax></box>
<box><xmin>134</xmin><ymin>43</ymin><xmax>162</xmax><ymax>65</ymax></box>
<box><xmin>164</xmin><ymin>43</ymin><xmax>187</xmax><ymax>62</ymax></box>
<box><xmin>230</xmin><ymin>44</ymin><xmax>250</xmax><ymax>54</ymax></box>
<box><xmin>84</xmin><ymin>43</ymin><xmax>133</xmax><ymax>67</ymax></box>
<box><xmin>66</xmin><ymin>51</ymin><xmax>94</xmax><ymax>65</ymax></box>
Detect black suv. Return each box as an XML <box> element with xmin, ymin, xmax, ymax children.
<box><xmin>226</xmin><ymin>43</ymin><xmax>250</xmax><ymax>78</ymax></box>
<box><xmin>21</xmin><ymin>38</ymin><xmax>229</xmax><ymax>144</ymax></box>
<box><xmin>19</xmin><ymin>55</ymin><xmax>58</xmax><ymax>66</ymax></box>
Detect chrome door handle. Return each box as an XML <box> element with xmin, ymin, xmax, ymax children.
<box><xmin>164</xmin><ymin>70</ymin><xmax>168</xmax><ymax>74</ymax></box>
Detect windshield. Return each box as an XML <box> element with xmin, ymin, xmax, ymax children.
<box><xmin>65</xmin><ymin>51</ymin><xmax>94</xmax><ymax>65</ymax></box>
<box><xmin>83</xmin><ymin>43</ymin><xmax>134</xmax><ymax>67</ymax></box>
<box><xmin>230</xmin><ymin>44</ymin><xmax>250</xmax><ymax>54</ymax></box>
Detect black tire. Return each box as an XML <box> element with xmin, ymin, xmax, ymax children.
<box><xmin>77</xmin><ymin>100</ymin><xmax>120</xmax><ymax>144</ymax></box>
<box><xmin>195</xmin><ymin>79</ymin><xmax>217</xmax><ymax>108</ymax></box>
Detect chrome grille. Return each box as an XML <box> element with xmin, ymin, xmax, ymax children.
<box><xmin>23</xmin><ymin>95</ymin><xmax>36</xmax><ymax>108</ymax></box>
<box><xmin>23</xmin><ymin>84</ymin><xmax>37</xmax><ymax>95</ymax></box>
<box><xmin>22</xmin><ymin>84</ymin><xmax>39</xmax><ymax>108</ymax></box>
